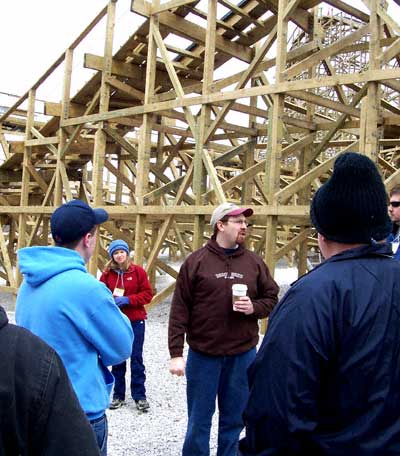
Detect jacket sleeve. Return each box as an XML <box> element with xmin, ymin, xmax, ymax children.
<box><xmin>239</xmin><ymin>285</ymin><xmax>334</xmax><ymax>455</ymax></box>
<box><xmin>84</xmin><ymin>282</ymin><xmax>134</xmax><ymax>366</ymax></box>
<box><xmin>126</xmin><ymin>266</ymin><xmax>153</xmax><ymax>307</ymax></box>
<box><xmin>168</xmin><ymin>259</ymin><xmax>193</xmax><ymax>358</ymax></box>
<box><xmin>36</xmin><ymin>350</ymin><xmax>101</xmax><ymax>456</ymax></box>
<box><xmin>251</xmin><ymin>260</ymin><xmax>279</xmax><ymax>319</ymax></box>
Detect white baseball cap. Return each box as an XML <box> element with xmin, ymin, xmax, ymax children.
<box><xmin>210</xmin><ymin>203</ymin><xmax>253</xmax><ymax>229</ymax></box>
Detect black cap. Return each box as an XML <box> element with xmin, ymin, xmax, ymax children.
<box><xmin>310</xmin><ymin>152</ymin><xmax>391</xmax><ymax>243</ymax></box>
<box><xmin>51</xmin><ymin>199</ymin><xmax>109</xmax><ymax>244</ymax></box>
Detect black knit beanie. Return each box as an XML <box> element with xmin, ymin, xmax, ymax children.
<box><xmin>310</xmin><ymin>152</ymin><xmax>391</xmax><ymax>243</ymax></box>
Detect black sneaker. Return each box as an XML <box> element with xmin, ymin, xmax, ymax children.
<box><xmin>109</xmin><ymin>398</ymin><xmax>125</xmax><ymax>410</ymax></box>
<box><xmin>135</xmin><ymin>399</ymin><xmax>150</xmax><ymax>411</ymax></box>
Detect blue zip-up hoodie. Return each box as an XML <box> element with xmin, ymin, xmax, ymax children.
<box><xmin>16</xmin><ymin>246</ymin><xmax>134</xmax><ymax>421</ymax></box>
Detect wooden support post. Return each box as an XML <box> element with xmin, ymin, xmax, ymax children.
<box><xmin>242</xmin><ymin>76</ymin><xmax>257</xmax><ymax>206</ymax></box>
<box><xmin>134</xmin><ymin>0</ymin><xmax>158</xmax><ymax>265</ymax></box>
<box><xmin>261</xmin><ymin>0</ymin><xmax>289</xmax><ymax>333</ymax></box>
<box><xmin>364</xmin><ymin>0</ymin><xmax>382</xmax><ymax>162</ymax></box>
<box><xmin>90</xmin><ymin>0</ymin><xmax>116</xmax><ymax>275</ymax></box>
<box><xmin>149</xmin><ymin>117</ymin><xmax>166</xmax><ymax>288</ymax></box>
<box><xmin>298</xmin><ymin>8</ymin><xmax>318</xmax><ymax>277</ymax></box>
<box><xmin>55</xmin><ymin>47</ymin><xmax>74</xmax><ymax>206</ymax></box>
<box><xmin>17</xmin><ymin>89</ymin><xmax>36</xmax><ymax>285</ymax></box>
<box><xmin>193</xmin><ymin>0</ymin><xmax>217</xmax><ymax>250</ymax></box>
<box><xmin>115</xmin><ymin>150</ymin><xmax>123</xmax><ymax>205</ymax></box>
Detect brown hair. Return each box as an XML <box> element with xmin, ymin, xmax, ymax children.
<box><xmin>104</xmin><ymin>254</ymin><xmax>133</xmax><ymax>272</ymax></box>
<box><xmin>55</xmin><ymin>226</ymin><xmax>97</xmax><ymax>249</ymax></box>
<box><xmin>212</xmin><ymin>214</ymin><xmax>230</xmax><ymax>237</ymax></box>
<box><xmin>389</xmin><ymin>185</ymin><xmax>400</xmax><ymax>198</ymax></box>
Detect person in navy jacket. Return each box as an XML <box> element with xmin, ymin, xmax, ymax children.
<box><xmin>0</xmin><ymin>305</ymin><xmax>101</xmax><ymax>455</ymax></box>
<box><xmin>239</xmin><ymin>153</ymin><xmax>400</xmax><ymax>455</ymax></box>
<box><xmin>100</xmin><ymin>239</ymin><xmax>153</xmax><ymax>412</ymax></box>
<box><xmin>387</xmin><ymin>185</ymin><xmax>400</xmax><ymax>259</ymax></box>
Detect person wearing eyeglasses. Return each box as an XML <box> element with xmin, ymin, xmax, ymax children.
<box><xmin>387</xmin><ymin>185</ymin><xmax>400</xmax><ymax>259</ymax></box>
<box><xmin>168</xmin><ymin>202</ymin><xmax>279</xmax><ymax>456</ymax></box>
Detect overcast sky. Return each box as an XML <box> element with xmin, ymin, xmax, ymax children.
<box><xmin>1</xmin><ymin>0</ymin><xmax>397</xmax><ymax>109</ymax></box>
<box><xmin>0</xmin><ymin>0</ymin><xmax>140</xmax><ymax>106</ymax></box>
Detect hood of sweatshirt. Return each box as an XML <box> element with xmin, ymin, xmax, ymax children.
<box><xmin>18</xmin><ymin>246</ymin><xmax>87</xmax><ymax>288</ymax></box>
<box><xmin>206</xmin><ymin>238</ymin><xmax>245</xmax><ymax>258</ymax></box>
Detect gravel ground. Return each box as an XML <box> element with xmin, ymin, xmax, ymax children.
<box><xmin>106</xmin><ymin>287</ymin><xmax>215</xmax><ymax>456</ymax></box>
<box><xmin>107</xmin><ymin>296</ymin><xmax>245</xmax><ymax>455</ymax></box>
<box><xmin>3</xmin><ymin>266</ymin><xmax>293</xmax><ymax>456</ymax></box>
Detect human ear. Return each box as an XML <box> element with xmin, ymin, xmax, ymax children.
<box><xmin>216</xmin><ymin>220</ymin><xmax>225</xmax><ymax>232</ymax></box>
<box><xmin>82</xmin><ymin>232</ymin><xmax>92</xmax><ymax>248</ymax></box>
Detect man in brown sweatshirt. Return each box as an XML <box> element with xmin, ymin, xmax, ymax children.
<box><xmin>168</xmin><ymin>203</ymin><xmax>279</xmax><ymax>456</ymax></box>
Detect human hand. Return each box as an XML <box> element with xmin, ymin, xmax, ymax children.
<box><xmin>115</xmin><ymin>296</ymin><xmax>130</xmax><ymax>307</ymax></box>
<box><xmin>233</xmin><ymin>296</ymin><xmax>254</xmax><ymax>315</ymax></box>
<box><xmin>169</xmin><ymin>357</ymin><xmax>186</xmax><ymax>376</ymax></box>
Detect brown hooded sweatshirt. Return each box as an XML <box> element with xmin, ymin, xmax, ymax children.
<box><xmin>168</xmin><ymin>238</ymin><xmax>279</xmax><ymax>357</ymax></box>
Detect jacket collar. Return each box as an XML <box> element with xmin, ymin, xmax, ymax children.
<box><xmin>324</xmin><ymin>242</ymin><xmax>393</xmax><ymax>263</ymax></box>
<box><xmin>289</xmin><ymin>242</ymin><xmax>393</xmax><ymax>289</ymax></box>
<box><xmin>206</xmin><ymin>238</ymin><xmax>245</xmax><ymax>258</ymax></box>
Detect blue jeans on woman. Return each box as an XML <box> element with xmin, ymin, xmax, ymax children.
<box><xmin>182</xmin><ymin>347</ymin><xmax>256</xmax><ymax>456</ymax></box>
<box><xmin>90</xmin><ymin>414</ymin><xmax>108</xmax><ymax>456</ymax></box>
<box><xmin>112</xmin><ymin>320</ymin><xmax>146</xmax><ymax>401</ymax></box>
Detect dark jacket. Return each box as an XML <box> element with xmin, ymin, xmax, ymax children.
<box><xmin>239</xmin><ymin>243</ymin><xmax>400</xmax><ymax>456</ymax></box>
<box><xmin>0</xmin><ymin>306</ymin><xmax>100</xmax><ymax>456</ymax></box>
<box><xmin>168</xmin><ymin>239</ymin><xmax>279</xmax><ymax>357</ymax></box>
<box><xmin>100</xmin><ymin>263</ymin><xmax>153</xmax><ymax>321</ymax></box>
<box><xmin>387</xmin><ymin>225</ymin><xmax>400</xmax><ymax>260</ymax></box>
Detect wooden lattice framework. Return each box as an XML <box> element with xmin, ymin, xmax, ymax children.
<box><xmin>1</xmin><ymin>0</ymin><xmax>400</xmax><ymax>305</ymax></box>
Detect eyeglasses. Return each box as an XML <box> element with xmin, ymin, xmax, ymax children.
<box><xmin>389</xmin><ymin>201</ymin><xmax>400</xmax><ymax>208</ymax></box>
<box><xmin>227</xmin><ymin>219</ymin><xmax>250</xmax><ymax>227</ymax></box>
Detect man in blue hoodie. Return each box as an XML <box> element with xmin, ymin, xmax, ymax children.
<box><xmin>16</xmin><ymin>199</ymin><xmax>134</xmax><ymax>456</ymax></box>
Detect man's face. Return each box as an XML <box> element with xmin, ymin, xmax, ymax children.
<box><xmin>219</xmin><ymin>215</ymin><xmax>248</xmax><ymax>246</ymax></box>
<box><xmin>388</xmin><ymin>193</ymin><xmax>400</xmax><ymax>224</ymax></box>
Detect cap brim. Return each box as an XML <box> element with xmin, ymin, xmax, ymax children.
<box><xmin>227</xmin><ymin>207</ymin><xmax>253</xmax><ymax>217</ymax></box>
<box><xmin>93</xmin><ymin>208</ymin><xmax>109</xmax><ymax>224</ymax></box>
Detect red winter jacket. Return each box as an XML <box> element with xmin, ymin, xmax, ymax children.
<box><xmin>100</xmin><ymin>264</ymin><xmax>153</xmax><ymax>322</ymax></box>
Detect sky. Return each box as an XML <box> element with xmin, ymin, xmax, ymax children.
<box><xmin>0</xmin><ymin>0</ymin><xmax>141</xmax><ymax>107</ymax></box>
<box><xmin>1</xmin><ymin>0</ymin><xmax>398</xmax><ymax>110</ymax></box>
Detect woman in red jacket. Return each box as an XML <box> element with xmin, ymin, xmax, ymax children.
<box><xmin>100</xmin><ymin>239</ymin><xmax>153</xmax><ymax>412</ymax></box>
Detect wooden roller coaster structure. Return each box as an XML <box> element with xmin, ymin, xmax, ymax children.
<box><xmin>0</xmin><ymin>0</ymin><xmax>399</xmax><ymax>307</ymax></box>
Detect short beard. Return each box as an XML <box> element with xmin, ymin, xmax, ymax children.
<box><xmin>236</xmin><ymin>233</ymin><xmax>246</xmax><ymax>245</ymax></box>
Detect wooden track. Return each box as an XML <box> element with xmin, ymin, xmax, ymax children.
<box><xmin>0</xmin><ymin>0</ymin><xmax>399</xmax><ymax>303</ymax></box>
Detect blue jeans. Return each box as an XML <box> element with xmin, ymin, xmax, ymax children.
<box><xmin>112</xmin><ymin>320</ymin><xmax>146</xmax><ymax>401</ymax></box>
<box><xmin>183</xmin><ymin>347</ymin><xmax>256</xmax><ymax>456</ymax></box>
<box><xmin>90</xmin><ymin>414</ymin><xmax>108</xmax><ymax>456</ymax></box>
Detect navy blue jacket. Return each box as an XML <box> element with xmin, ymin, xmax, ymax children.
<box><xmin>387</xmin><ymin>229</ymin><xmax>400</xmax><ymax>260</ymax></box>
<box><xmin>239</xmin><ymin>243</ymin><xmax>400</xmax><ymax>455</ymax></box>
<box><xmin>0</xmin><ymin>306</ymin><xmax>100</xmax><ymax>455</ymax></box>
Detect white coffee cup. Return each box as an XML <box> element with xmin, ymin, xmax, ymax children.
<box><xmin>232</xmin><ymin>283</ymin><xmax>248</xmax><ymax>311</ymax></box>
